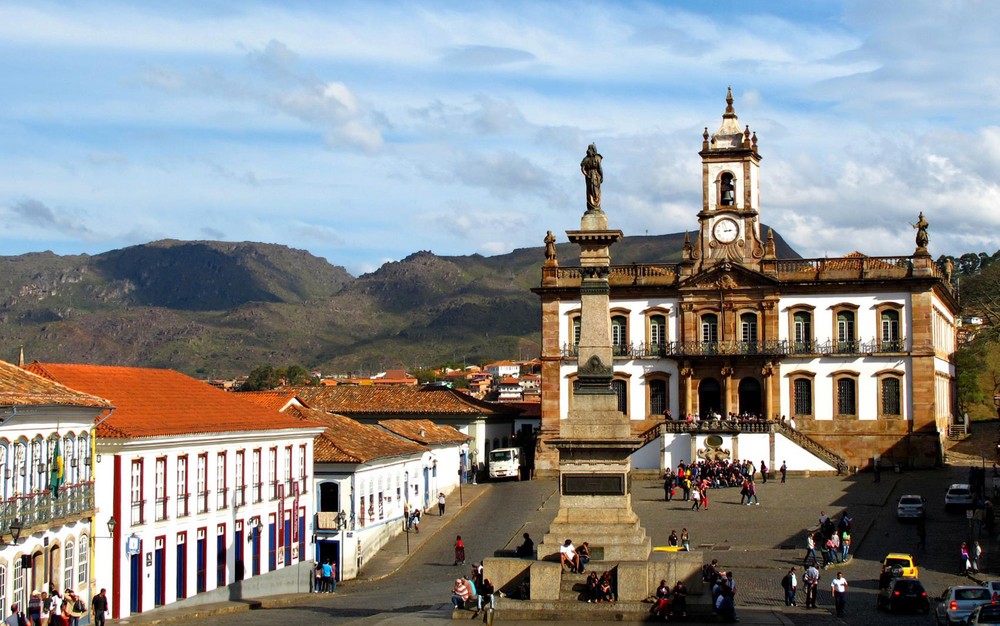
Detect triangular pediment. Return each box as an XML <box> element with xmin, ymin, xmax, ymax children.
<box><xmin>678</xmin><ymin>262</ymin><xmax>778</xmax><ymax>291</ymax></box>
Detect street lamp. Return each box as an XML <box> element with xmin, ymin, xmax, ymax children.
<box><xmin>2</xmin><ymin>518</ymin><xmax>23</xmax><ymax>546</ymax></box>
<box><xmin>107</xmin><ymin>516</ymin><xmax>117</xmax><ymax>536</ymax></box>
<box><xmin>247</xmin><ymin>517</ymin><xmax>261</xmax><ymax>543</ymax></box>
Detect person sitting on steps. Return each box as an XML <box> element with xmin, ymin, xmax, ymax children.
<box><xmin>559</xmin><ymin>539</ymin><xmax>580</xmax><ymax>573</ymax></box>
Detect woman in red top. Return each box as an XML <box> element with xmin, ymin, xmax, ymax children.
<box><xmin>454</xmin><ymin>536</ymin><xmax>466</xmax><ymax>566</ymax></box>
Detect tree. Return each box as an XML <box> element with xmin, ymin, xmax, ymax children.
<box><xmin>285</xmin><ymin>364</ymin><xmax>312</xmax><ymax>386</ymax></box>
<box><xmin>241</xmin><ymin>365</ymin><xmax>281</xmax><ymax>391</ymax></box>
<box><xmin>962</xmin><ymin>261</ymin><xmax>1000</xmax><ymax>327</ymax></box>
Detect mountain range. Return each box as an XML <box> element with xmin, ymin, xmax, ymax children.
<box><xmin>0</xmin><ymin>230</ymin><xmax>798</xmax><ymax>378</ymax></box>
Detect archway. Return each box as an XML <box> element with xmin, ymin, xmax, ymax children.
<box><xmin>698</xmin><ymin>378</ymin><xmax>721</xmax><ymax>418</ymax></box>
<box><xmin>738</xmin><ymin>377</ymin><xmax>762</xmax><ymax>418</ymax></box>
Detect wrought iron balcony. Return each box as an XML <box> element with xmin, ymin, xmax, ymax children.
<box><xmin>1</xmin><ymin>481</ymin><xmax>95</xmax><ymax>537</ymax></box>
<box><xmin>559</xmin><ymin>338</ymin><xmax>909</xmax><ymax>360</ymax></box>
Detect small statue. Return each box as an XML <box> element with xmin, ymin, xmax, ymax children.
<box><xmin>944</xmin><ymin>257</ymin><xmax>954</xmax><ymax>283</ymax></box>
<box><xmin>544</xmin><ymin>230</ymin><xmax>557</xmax><ymax>262</ymax></box>
<box><xmin>911</xmin><ymin>212</ymin><xmax>929</xmax><ymax>249</ymax></box>
<box><xmin>580</xmin><ymin>143</ymin><xmax>603</xmax><ymax>212</ymax></box>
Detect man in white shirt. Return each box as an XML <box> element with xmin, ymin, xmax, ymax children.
<box><xmin>831</xmin><ymin>572</ymin><xmax>848</xmax><ymax>616</ymax></box>
<box><xmin>559</xmin><ymin>539</ymin><xmax>580</xmax><ymax>573</ymax></box>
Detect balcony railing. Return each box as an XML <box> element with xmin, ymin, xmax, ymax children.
<box><xmin>560</xmin><ymin>337</ymin><xmax>908</xmax><ymax>359</ymax></box>
<box><xmin>1</xmin><ymin>482</ymin><xmax>95</xmax><ymax>536</ymax></box>
<box><xmin>234</xmin><ymin>485</ymin><xmax>246</xmax><ymax>507</ymax></box>
<box><xmin>155</xmin><ymin>497</ymin><xmax>169</xmax><ymax>522</ymax></box>
<box><xmin>130</xmin><ymin>499</ymin><xmax>145</xmax><ymax>525</ymax></box>
<box><xmin>216</xmin><ymin>487</ymin><xmax>229</xmax><ymax>510</ymax></box>
<box><xmin>176</xmin><ymin>493</ymin><xmax>190</xmax><ymax>518</ymax></box>
<box><xmin>197</xmin><ymin>491</ymin><xmax>209</xmax><ymax>514</ymax></box>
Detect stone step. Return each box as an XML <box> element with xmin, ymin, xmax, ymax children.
<box><xmin>451</xmin><ymin>595</ymin><xmax>717</xmax><ymax>621</ymax></box>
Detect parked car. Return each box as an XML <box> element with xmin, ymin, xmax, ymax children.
<box><xmin>883</xmin><ymin>553</ymin><xmax>920</xmax><ymax>579</ymax></box>
<box><xmin>945</xmin><ymin>484</ymin><xmax>975</xmax><ymax>511</ymax></box>
<box><xmin>897</xmin><ymin>494</ymin><xmax>926</xmax><ymax>520</ymax></box>
<box><xmin>877</xmin><ymin>577</ymin><xmax>930</xmax><ymax>613</ymax></box>
<box><xmin>966</xmin><ymin>603</ymin><xmax>1000</xmax><ymax>625</ymax></box>
<box><xmin>986</xmin><ymin>580</ymin><xmax>1000</xmax><ymax>603</ymax></box>
<box><xmin>934</xmin><ymin>585</ymin><xmax>992</xmax><ymax>625</ymax></box>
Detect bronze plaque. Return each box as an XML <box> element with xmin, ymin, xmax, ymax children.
<box><xmin>562</xmin><ymin>473</ymin><xmax>625</xmax><ymax>496</ymax></box>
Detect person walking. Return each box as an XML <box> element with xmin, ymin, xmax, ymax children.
<box><xmin>454</xmin><ymin>535</ymin><xmax>466</xmax><ymax>566</ymax></box>
<box><xmin>760</xmin><ymin>460</ymin><xmax>768</xmax><ymax>483</ymax></box>
<box><xmin>803</xmin><ymin>532</ymin><xmax>818</xmax><ymax>567</ymax></box>
<box><xmin>438</xmin><ymin>492</ymin><xmax>447</xmax><ymax>516</ymax></box>
<box><xmin>313</xmin><ymin>561</ymin><xmax>323</xmax><ymax>593</ymax></box>
<box><xmin>681</xmin><ymin>528</ymin><xmax>690</xmax><ymax>551</ymax></box>
<box><xmin>831</xmin><ymin>572</ymin><xmax>848</xmax><ymax>617</ymax></box>
<box><xmin>781</xmin><ymin>567</ymin><xmax>798</xmax><ymax>606</ymax></box>
<box><xmin>321</xmin><ymin>560</ymin><xmax>334</xmax><ymax>592</ymax></box>
<box><xmin>748</xmin><ymin>480</ymin><xmax>760</xmax><ymax>505</ymax></box>
<box><xmin>961</xmin><ymin>542</ymin><xmax>971</xmax><ymax>575</ymax></box>
<box><xmin>780</xmin><ymin>461</ymin><xmax>788</xmax><ymax>483</ymax></box>
<box><xmin>663</xmin><ymin>472</ymin><xmax>674</xmax><ymax>502</ymax></box>
<box><xmin>690</xmin><ymin>486</ymin><xmax>701</xmax><ymax>511</ymax></box>
<box><xmin>90</xmin><ymin>590</ymin><xmax>108</xmax><ymax>626</ymax></box>
<box><xmin>841</xmin><ymin>530</ymin><xmax>851</xmax><ymax>562</ymax></box>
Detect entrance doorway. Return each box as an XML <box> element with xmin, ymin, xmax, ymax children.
<box><xmin>698</xmin><ymin>378</ymin><xmax>721</xmax><ymax>418</ymax></box>
<box><xmin>738</xmin><ymin>377</ymin><xmax>762</xmax><ymax>418</ymax></box>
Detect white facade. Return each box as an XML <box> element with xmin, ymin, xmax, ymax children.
<box><xmin>0</xmin><ymin>406</ymin><xmax>102</xmax><ymax>616</ymax></box>
<box><xmin>655</xmin><ymin>432</ymin><xmax>838</xmax><ymax>474</ymax></box>
<box><xmin>94</xmin><ymin>427</ymin><xmax>320</xmax><ymax>618</ymax></box>
<box><xmin>486</xmin><ymin>362</ymin><xmax>520</xmax><ymax>379</ymax></box>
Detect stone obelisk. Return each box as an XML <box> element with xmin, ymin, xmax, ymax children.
<box><xmin>537</xmin><ymin>144</ymin><xmax>651</xmax><ymax>564</ymax></box>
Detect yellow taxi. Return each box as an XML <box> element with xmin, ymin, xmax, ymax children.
<box><xmin>882</xmin><ymin>553</ymin><xmax>919</xmax><ymax>578</ymax></box>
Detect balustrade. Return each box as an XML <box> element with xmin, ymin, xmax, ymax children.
<box><xmin>0</xmin><ymin>482</ymin><xmax>95</xmax><ymax>537</ymax></box>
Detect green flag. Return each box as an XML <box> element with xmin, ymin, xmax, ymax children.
<box><xmin>50</xmin><ymin>439</ymin><xmax>64</xmax><ymax>498</ymax></box>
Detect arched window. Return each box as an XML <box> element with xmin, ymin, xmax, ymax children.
<box><xmin>701</xmin><ymin>313</ymin><xmax>719</xmax><ymax>345</ymax></box>
<box><xmin>78</xmin><ymin>434</ymin><xmax>91</xmax><ymax>482</ymax></box>
<box><xmin>13</xmin><ymin>556</ymin><xmax>25</xmax><ymax>616</ymax></box>
<box><xmin>880</xmin><ymin>377</ymin><xmax>902</xmax><ymax>417</ymax></box>
<box><xmin>612</xmin><ymin>380</ymin><xmax>628</xmax><ymax>416</ymax></box>
<box><xmin>835</xmin><ymin>376</ymin><xmax>858</xmax><ymax>417</ymax></box>
<box><xmin>720</xmin><ymin>172</ymin><xmax>736</xmax><ymax>207</ymax></box>
<box><xmin>836</xmin><ymin>310</ymin><xmax>856</xmax><ymax>353</ymax></box>
<box><xmin>792</xmin><ymin>310</ymin><xmax>812</xmax><ymax>353</ymax></box>
<box><xmin>881</xmin><ymin>310</ymin><xmax>901</xmax><ymax>351</ymax></box>
<box><xmin>793</xmin><ymin>378</ymin><xmax>813</xmax><ymax>416</ymax></box>
<box><xmin>740</xmin><ymin>312</ymin><xmax>758</xmax><ymax>349</ymax></box>
<box><xmin>78</xmin><ymin>534</ymin><xmax>90</xmax><ymax>586</ymax></box>
<box><xmin>0</xmin><ymin>563</ymin><xmax>7</xmax><ymax>618</ymax></box>
<box><xmin>649</xmin><ymin>379</ymin><xmax>668</xmax><ymax>416</ymax></box>
<box><xmin>611</xmin><ymin>315</ymin><xmax>628</xmax><ymax>356</ymax></box>
<box><xmin>65</xmin><ymin>539</ymin><xmax>75</xmax><ymax>593</ymax></box>
<box><xmin>0</xmin><ymin>444</ymin><xmax>8</xmax><ymax>500</ymax></box>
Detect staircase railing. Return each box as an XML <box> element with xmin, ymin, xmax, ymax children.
<box><xmin>772</xmin><ymin>422</ymin><xmax>848</xmax><ymax>474</ymax></box>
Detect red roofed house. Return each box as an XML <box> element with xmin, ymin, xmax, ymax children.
<box><xmin>290</xmin><ymin>385</ymin><xmax>521</xmax><ymax>484</ymax></box>
<box><xmin>236</xmin><ymin>396</ymin><xmax>429</xmax><ymax>582</ymax></box>
<box><xmin>0</xmin><ymin>359</ymin><xmax>112</xmax><ymax>615</ymax></box>
<box><xmin>25</xmin><ymin>363</ymin><xmax>324</xmax><ymax>619</ymax></box>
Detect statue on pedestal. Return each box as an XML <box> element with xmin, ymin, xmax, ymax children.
<box><xmin>581</xmin><ymin>144</ymin><xmax>603</xmax><ymax>212</ymax></box>
<box><xmin>912</xmin><ymin>212</ymin><xmax>929</xmax><ymax>250</ymax></box>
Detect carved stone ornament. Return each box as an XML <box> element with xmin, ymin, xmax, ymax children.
<box><xmin>720</xmin><ymin>366</ymin><xmax>734</xmax><ymax>378</ymax></box>
<box><xmin>579</xmin><ymin>354</ymin><xmax>612</xmax><ymax>377</ymax></box>
<box><xmin>679</xmin><ymin>367</ymin><xmax>694</xmax><ymax>378</ymax></box>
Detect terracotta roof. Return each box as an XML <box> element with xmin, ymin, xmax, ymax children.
<box><xmin>288</xmin><ymin>385</ymin><xmax>519</xmax><ymax>416</ymax></box>
<box><xmin>0</xmin><ymin>359</ymin><xmax>111</xmax><ymax>409</ymax></box>
<box><xmin>485</xmin><ymin>361</ymin><xmax>517</xmax><ymax>368</ymax></box>
<box><xmin>377</xmin><ymin>419</ymin><xmax>471</xmax><ymax>445</ymax></box>
<box><xmin>26</xmin><ymin>362</ymin><xmax>311</xmax><ymax>439</ymax></box>
<box><xmin>506</xmin><ymin>401</ymin><xmax>541</xmax><ymax>417</ymax></box>
<box><xmin>287</xmin><ymin>406</ymin><xmax>426</xmax><ymax>463</ymax></box>
<box><xmin>235</xmin><ymin>391</ymin><xmax>305</xmax><ymax>413</ymax></box>
<box><xmin>499</xmin><ymin>377</ymin><xmax>521</xmax><ymax>385</ymax></box>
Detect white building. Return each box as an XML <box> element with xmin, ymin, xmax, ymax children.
<box><xmin>0</xmin><ymin>359</ymin><xmax>111</xmax><ymax>617</ymax></box>
<box><xmin>25</xmin><ymin>363</ymin><xmax>324</xmax><ymax>619</ymax></box>
<box><xmin>484</xmin><ymin>361</ymin><xmax>520</xmax><ymax>380</ymax></box>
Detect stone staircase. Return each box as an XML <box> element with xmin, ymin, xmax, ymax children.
<box><xmin>772</xmin><ymin>422</ymin><xmax>848</xmax><ymax>474</ymax></box>
<box><xmin>454</xmin><ymin>562</ymin><xmax>716</xmax><ymax>622</ymax></box>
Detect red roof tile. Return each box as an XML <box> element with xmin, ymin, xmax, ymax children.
<box><xmin>235</xmin><ymin>391</ymin><xmax>305</xmax><ymax>413</ymax></box>
<box><xmin>0</xmin><ymin>359</ymin><xmax>111</xmax><ymax>409</ymax></box>
<box><xmin>287</xmin><ymin>406</ymin><xmax>426</xmax><ymax>463</ymax></box>
<box><xmin>377</xmin><ymin>419</ymin><xmax>471</xmax><ymax>445</ymax></box>
<box><xmin>26</xmin><ymin>362</ymin><xmax>311</xmax><ymax>439</ymax></box>
<box><xmin>288</xmin><ymin>385</ymin><xmax>518</xmax><ymax>416</ymax></box>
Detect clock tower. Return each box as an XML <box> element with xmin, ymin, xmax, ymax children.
<box><xmin>694</xmin><ymin>87</ymin><xmax>765</xmax><ymax>270</ymax></box>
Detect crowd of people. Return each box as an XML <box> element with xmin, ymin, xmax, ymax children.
<box><xmin>663</xmin><ymin>458</ymin><xmax>789</xmax><ymax>509</ymax></box>
<box><xmin>802</xmin><ymin>510</ymin><xmax>854</xmax><ymax>569</ymax></box>
<box><xmin>665</xmin><ymin>410</ymin><xmax>798</xmax><ymax>430</ymax></box>
<box><xmin>6</xmin><ymin>586</ymin><xmax>102</xmax><ymax>626</ymax></box>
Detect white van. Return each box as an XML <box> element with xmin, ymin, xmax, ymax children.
<box><xmin>488</xmin><ymin>447</ymin><xmax>523</xmax><ymax>481</ymax></box>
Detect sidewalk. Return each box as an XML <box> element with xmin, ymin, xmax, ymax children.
<box><xmin>113</xmin><ymin>483</ymin><xmax>491</xmax><ymax>625</ymax></box>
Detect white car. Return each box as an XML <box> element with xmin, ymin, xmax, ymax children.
<box><xmin>944</xmin><ymin>484</ymin><xmax>975</xmax><ymax>511</ymax></box>
<box><xmin>897</xmin><ymin>495</ymin><xmax>926</xmax><ymax>520</ymax></box>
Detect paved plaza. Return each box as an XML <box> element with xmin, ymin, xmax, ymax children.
<box><xmin>115</xmin><ymin>459</ymin><xmax>995</xmax><ymax>626</ymax></box>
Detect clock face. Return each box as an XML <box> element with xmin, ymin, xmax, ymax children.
<box><xmin>713</xmin><ymin>218</ymin><xmax>739</xmax><ymax>244</ymax></box>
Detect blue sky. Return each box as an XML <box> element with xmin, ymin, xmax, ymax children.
<box><xmin>1</xmin><ymin>1</ymin><xmax>998</xmax><ymax>275</ymax></box>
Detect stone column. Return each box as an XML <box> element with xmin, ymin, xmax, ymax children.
<box><xmin>681</xmin><ymin>364</ymin><xmax>694</xmax><ymax>418</ymax></box>
<box><xmin>761</xmin><ymin>361</ymin><xmax>774</xmax><ymax>421</ymax></box>
<box><xmin>721</xmin><ymin>365</ymin><xmax>734</xmax><ymax>417</ymax></box>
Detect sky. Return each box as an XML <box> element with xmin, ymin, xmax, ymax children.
<box><xmin>1</xmin><ymin>1</ymin><xmax>998</xmax><ymax>276</ymax></box>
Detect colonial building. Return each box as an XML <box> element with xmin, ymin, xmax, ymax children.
<box><xmin>534</xmin><ymin>90</ymin><xmax>958</xmax><ymax>474</ymax></box>
<box><xmin>0</xmin><ymin>359</ymin><xmax>111</xmax><ymax>617</ymax></box>
<box><xmin>25</xmin><ymin>363</ymin><xmax>323</xmax><ymax>619</ymax></box>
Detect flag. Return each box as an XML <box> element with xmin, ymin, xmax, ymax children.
<box><xmin>50</xmin><ymin>439</ymin><xmax>64</xmax><ymax>498</ymax></box>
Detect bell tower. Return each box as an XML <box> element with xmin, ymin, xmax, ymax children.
<box><xmin>694</xmin><ymin>87</ymin><xmax>765</xmax><ymax>269</ymax></box>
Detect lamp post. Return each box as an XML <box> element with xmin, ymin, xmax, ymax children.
<box><xmin>107</xmin><ymin>516</ymin><xmax>117</xmax><ymax>537</ymax></box>
<box><xmin>2</xmin><ymin>518</ymin><xmax>23</xmax><ymax>546</ymax></box>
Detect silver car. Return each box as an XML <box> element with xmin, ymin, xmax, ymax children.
<box><xmin>944</xmin><ymin>484</ymin><xmax>975</xmax><ymax>511</ymax></box>
<box><xmin>897</xmin><ymin>494</ymin><xmax>925</xmax><ymax>520</ymax></box>
<box><xmin>935</xmin><ymin>585</ymin><xmax>992</xmax><ymax>625</ymax></box>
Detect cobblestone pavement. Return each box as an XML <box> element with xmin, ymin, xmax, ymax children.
<box><xmin>125</xmin><ymin>461</ymin><xmax>995</xmax><ymax>626</ymax></box>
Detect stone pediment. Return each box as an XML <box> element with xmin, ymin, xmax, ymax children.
<box><xmin>678</xmin><ymin>261</ymin><xmax>777</xmax><ymax>292</ymax></box>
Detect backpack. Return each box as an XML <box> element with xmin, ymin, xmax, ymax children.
<box><xmin>74</xmin><ymin>600</ymin><xmax>85</xmax><ymax>613</ymax></box>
